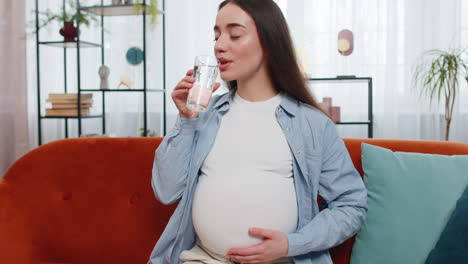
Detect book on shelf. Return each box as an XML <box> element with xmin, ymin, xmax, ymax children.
<box><xmin>49</xmin><ymin>103</ymin><xmax>93</xmax><ymax>109</ymax></box>
<box><xmin>51</xmin><ymin>102</ymin><xmax>93</xmax><ymax>109</ymax></box>
<box><xmin>45</xmin><ymin>108</ymin><xmax>90</xmax><ymax>116</ymax></box>
<box><xmin>46</xmin><ymin>98</ymin><xmax>93</xmax><ymax>104</ymax></box>
<box><xmin>48</xmin><ymin>93</ymin><xmax>93</xmax><ymax>100</ymax></box>
<box><xmin>45</xmin><ymin>93</ymin><xmax>94</xmax><ymax>116</ymax></box>
<box><xmin>46</xmin><ymin>93</ymin><xmax>93</xmax><ymax>104</ymax></box>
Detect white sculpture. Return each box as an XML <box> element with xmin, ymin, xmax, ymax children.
<box><xmin>98</xmin><ymin>65</ymin><xmax>110</xmax><ymax>90</ymax></box>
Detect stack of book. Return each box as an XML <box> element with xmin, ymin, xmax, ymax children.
<box><xmin>45</xmin><ymin>93</ymin><xmax>93</xmax><ymax>116</ymax></box>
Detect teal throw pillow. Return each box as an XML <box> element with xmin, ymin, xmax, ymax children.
<box><xmin>350</xmin><ymin>143</ymin><xmax>468</xmax><ymax>264</ymax></box>
<box><xmin>425</xmin><ymin>185</ymin><xmax>468</xmax><ymax>263</ymax></box>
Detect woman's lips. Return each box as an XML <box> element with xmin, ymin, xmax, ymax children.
<box><xmin>219</xmin><ymin>61</ymin><xmax>232</xmax><ymax>72</ymax></box>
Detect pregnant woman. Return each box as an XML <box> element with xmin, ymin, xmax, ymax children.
<box><xmin>148</xmin><ymin>0</ymin><xmax>367</xmax><ymax>263</ymax></box>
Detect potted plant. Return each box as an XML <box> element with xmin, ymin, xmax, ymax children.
<box><xmin>29</xmin><ymin>0</ymin><xmax>98</xmax><ymax>41</ymax></box>
<box><xmin>413</xmin><ymin>47</ymin><xmax>468</xmax><ymax>141</ymax></box>
<box><xmin>134</xmin><ymin>0</ymin><xmax>160</xmax><ymax>28</ymax></box>
<box><xmin>139</xmin><ymin>128</ymin><xmax>158</xmax><ymax>137</ymax></box>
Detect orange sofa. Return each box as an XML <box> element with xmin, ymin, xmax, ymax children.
<box><xmin>1</xmin><ymin>137</ymin><xmax>468</xmax><ymax>264</ymax></box>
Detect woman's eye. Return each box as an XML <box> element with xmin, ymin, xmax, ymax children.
<box><xmin>213</xmin><ymin>35</ymin><xmax>240</xmax><ymax>41</ymax></box>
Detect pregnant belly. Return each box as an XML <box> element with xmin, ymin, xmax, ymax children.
<box><xmin>191</xmin><ymin>175</ymin><xmax>298</xmax><ymax>256</ymax></box>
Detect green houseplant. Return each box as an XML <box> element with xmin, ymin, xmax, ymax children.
<box><xmin>413</xmin><ymin>47</ymin><xmax>468</xmax><ymax>141</ymax></box>
<box><xmin>139</xmin><ymin>127</ymin><xmax>158</xmax><ymax>137</ymax></box>
<box><xmin>134</xmin><ymin>0</ymin><xmax>160</xmax><ymax>28</ymax></box>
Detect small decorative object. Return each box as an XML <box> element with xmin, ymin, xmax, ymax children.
<box><xmin>126</xmin><ymin>47</ymin><xmax>144</xmax><ymax>65</ymax></box>
<box><xmin>322</xmin><ymin>97</ymin><xmax>332</xmax><ymax>113</ymax></box>
<box><xmin>318</xmin><ymin>97</ymin><xmax>341</xmax><ymax>123</ymax></box>
<box><xmin>59</xmin><ymin>21</ymin><xmax>78</xmax><ymax>41</ymax></box>
<box><xmin>117</xmin><ymin>74</ymin><xmax>134</xmax><ymax>89</ymax></box>
<box><xmin>330</xmin><ymin>106</ymin><xmax>341</xmax><ymax>123</ymax></box>
<box><xmin>413</xmin><ymin>47</ymin><xmax>468</xmax><ymax>141</ymax></box>
<box><xmin>98</xmin><ymin>65</ymin><xmax>110</xmax><ymax>90</ymax></box>
<box><xmin>338</xmin><ymin>29</ymin><xmax>354</xmax><ymax>56</ymax></box>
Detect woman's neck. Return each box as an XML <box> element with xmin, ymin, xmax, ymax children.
<box><xmin>236</xmin><ymin>64</ymin><xmax>278</xmax><ymax>102</ymax></box>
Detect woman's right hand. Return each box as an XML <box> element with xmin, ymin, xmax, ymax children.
<box><xmin>172</xmin><ymin>69</ymin><xmax>220</xmax><ymax>119</ymax></box>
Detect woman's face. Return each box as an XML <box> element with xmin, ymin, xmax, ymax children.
<box><xmin>214</xmin><ymin>3</ymin><xmax>266</xmax><ymax>82</ymax></box>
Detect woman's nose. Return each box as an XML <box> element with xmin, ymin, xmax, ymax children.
<box><xmin>214</xmin><ymin>36</ymin><xmax>227</xmax><ymax>53</ymax></box>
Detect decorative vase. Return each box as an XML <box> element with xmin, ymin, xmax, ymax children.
<box><xmin>331</xmin><ymin>106</ymin><xmax>341</xmax><ymax>123</ymax></box>
<box><xmin>59</xmin><ymin>21</ymin><xmax>78</xmax><ymax>41</ymax></box>
<box><xmin>322</xmin><ymin>97</ymin><xmax>332</xmax><ymax>114</ymax></box>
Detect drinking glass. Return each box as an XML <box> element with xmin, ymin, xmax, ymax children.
<box><xmin>186</xmin><ymin>55</ymin><xmax>218</xmax><ymax>112</ymax></box>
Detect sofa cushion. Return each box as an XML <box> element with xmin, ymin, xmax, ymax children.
<box><xmin>424</xmin><ymin>185</ymin><xmax>468</xmax><ymax>263</ymax></box>
<box><xmin>350</xmin><ymin>143</ymin><xmax>468</xmax><ymax>264</ymax></box>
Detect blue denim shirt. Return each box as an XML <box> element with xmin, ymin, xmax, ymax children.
<box><xmin>148</xmin><ymin>90</ymin><xmax>367</xmax><ymax>264</ymax></box>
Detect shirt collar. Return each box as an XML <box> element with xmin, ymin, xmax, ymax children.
<box><xmin>213</xmin><ymin>89</ymin><xmax>299</xmax><ymax>117</ymax></box>
<box><xmin>212</xmin><ymin>90</ymin><xmax>235</xmax><ymax>110</ymax></box>
<box><xmin>279</xmin><ymin>93</ymin><xmax>299</xmax><ymax>117</ymax></box>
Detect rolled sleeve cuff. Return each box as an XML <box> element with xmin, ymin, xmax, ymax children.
<box><xmin>173</xmin><ymin>115</ymin><xmax>199</xmax><ymax>132</ymax></box>
<box><xmin>286</xmin><ymin>232</ymin><xmax>305</xmax><ymax>257</ymax></box>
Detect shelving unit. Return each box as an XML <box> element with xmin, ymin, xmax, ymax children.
<box><xmin>35</xmin><ymin>0</ymin><xmax>166</xmax><ymax>145</ymax></box>
<box><xmin>81</xmin><ymin>4</ymin><xmax>152</xmax><ymax>16</ymax></box>
<box><xmin>38</xmin><ymin>40</ymin><xmax>101</xmax><ymax>48</ymax></box>
<box><xmin>308</xmin><ymin>76</ymin><xmax>373</xmax><ymax>138</ymax></box>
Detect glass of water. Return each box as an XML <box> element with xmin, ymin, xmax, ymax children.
<box><xmin>186</xmin><ymin>55</ymin><xmax>218</xmax><ymax>112</ymax></box>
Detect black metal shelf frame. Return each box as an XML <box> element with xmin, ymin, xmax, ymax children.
<box><xmin>308</xmin><ymin>76</ymin><xmax>373</xmax><ymax>138</ymax></box>
<box><xmin>35</xmin><ymin>0</ymin><xmax>167</xmax><ymax>145</ymax></box>
<box><xmin>38</xmin><ymin>40</ymin><xmax>101</xmax><ymax>48</ymax></box>
<box><xmin>41</xmin><ymin>115</ymin><xmax>104</xmax><ymax>119</ymax></box>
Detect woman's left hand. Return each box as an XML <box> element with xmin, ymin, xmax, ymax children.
<box><xmin>226</xmin><ymin>227</ymin><xmax>289</xmax><ymax>264</ymax></box>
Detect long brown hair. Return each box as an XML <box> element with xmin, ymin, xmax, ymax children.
<box><xmin>218</xmin><ymin>0</ymin><xmax>328</xmax><ymax>116</ymax></box>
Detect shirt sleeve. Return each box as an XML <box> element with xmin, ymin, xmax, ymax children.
<box><xmin>286</xmin><ymin>118</ymin><xmax>368</xmax><ymax>256</ymax></box>
<box><xmin>151</xmin><ymin>114</ymin><xmax>200</xmax><ymax>205</ymax></box>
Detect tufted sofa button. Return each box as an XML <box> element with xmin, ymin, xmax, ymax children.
<box><xmin>62</xmin><ymin>192</ymin><xmax>72</xmax><ymax>200</ymax></box>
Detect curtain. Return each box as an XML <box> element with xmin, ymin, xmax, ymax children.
<box><xmin>24</xmin><ymin>0</ymin><xmax>468</xmax><ymax>151</ymax></box>
<box><xmin>0</xmin><ymin>0</ymin><xmax>29</xmax><ymax>177</ymax></box>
